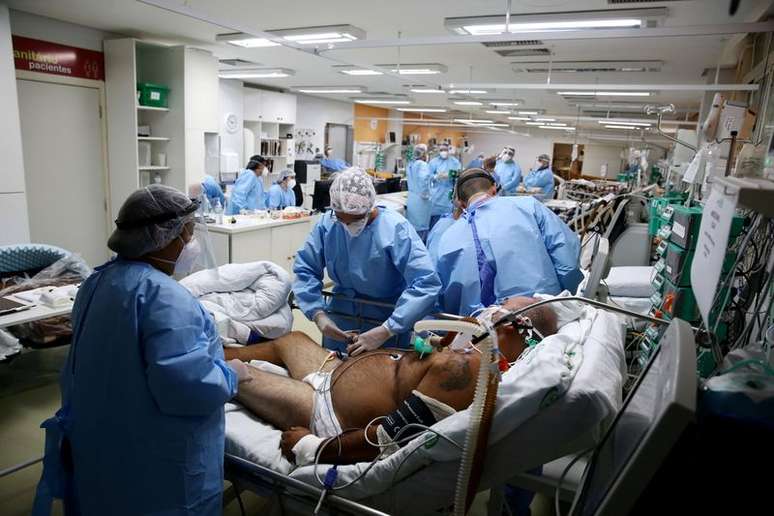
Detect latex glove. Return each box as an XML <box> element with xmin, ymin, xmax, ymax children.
<box><xmin>227</xmin><ymin>359</ymin><xmax>253</xmax><ymax>384</ymax></box>
<box><xmin>517</xmin><ymin>184</ymin><xmax>527</xmax><ymax>192</ymax></box>
<box><xmin>348</xmin><ymin>325</ymin><xmax>393</xmax><ymax>356</ymax></box>
<box><xmin>314</xmin><ymin>311</ymin><xmax>354</xmax><ymax>343</ymax></box>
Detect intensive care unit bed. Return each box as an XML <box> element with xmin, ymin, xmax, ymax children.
<box><xmin>222</xmin><ymin>294</ymin><xmax>629</xmax><ymax>516</ymax></box>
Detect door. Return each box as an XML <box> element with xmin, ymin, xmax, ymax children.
<box><xmin>326</xmin><ymin>123</ymin><xmax>351</xmax><ymax>162</ymax></box>
<box><xmin>17</xmin><ymin>79</ymin><xmax>109</xmax><ymax>266</ymax></box>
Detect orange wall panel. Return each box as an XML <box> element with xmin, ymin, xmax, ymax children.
<box><xmin>353</xmin><ymin>104</ymin><xmax>389</xmax><ymax>142</ymax></box>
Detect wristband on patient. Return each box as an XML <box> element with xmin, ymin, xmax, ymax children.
<box><xmin>291</xmin><ymin>434</ymin><xmax>325</xmax><ymax>466</ymax></box>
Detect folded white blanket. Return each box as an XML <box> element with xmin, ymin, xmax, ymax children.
<box><xmin>181</xmin><ymin>261</ymin><xmax>293</xmax><ymax>343</ymax></box>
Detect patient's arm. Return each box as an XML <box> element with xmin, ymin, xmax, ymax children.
<box><xmin>281</xmin><ymin>426</ymin><xmax>381</xmax><ymax>465</ymax></box>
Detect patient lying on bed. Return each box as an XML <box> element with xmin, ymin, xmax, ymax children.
<box><xmin>224</xmin><ymin>297</ymin><xmax>557</xmax><ymax>466</ymax></box>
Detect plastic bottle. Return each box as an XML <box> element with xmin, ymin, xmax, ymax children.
<box><xmin>153</xmin><ymin>172</ymin><xmax>162</xmax><ymax>184</ymax></box>
<box><xmin>213</xmin><ymin>199</ymin><xmax>223</xmax><ymax>224</ymax></box>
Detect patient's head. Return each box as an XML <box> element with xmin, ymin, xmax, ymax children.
<box><xmin>479</xmin><ymin>297</ymin><xmax>558</xmax><ymax>361</ymax></box>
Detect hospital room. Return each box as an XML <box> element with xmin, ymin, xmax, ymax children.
<box><xmin>2</xmin><ymin>0</ymin><xmax>774</xmax><ymax>514</ymax></box>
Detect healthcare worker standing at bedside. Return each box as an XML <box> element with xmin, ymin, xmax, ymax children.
<box><xmin>267</xmin><ymin>169</ymin><xmax>297</xmax><ymax>209</ymax></box>
<box><xmin>494</xmin><ymin>146</ymin><xmax>522</xmax><ymax>195</ymax></box>
<box><xmin>428</xmin><ymin>142</ymin><xmax>462</xmax><ymax>230</ymax></box>
<box><xmin>227</xmin><ymin>154</ymin><xmax>268</xmax><ymax>214</ymax></box>
<box><xmin>406</xmin><ymin>143</ymin><xmax>432</xmax><ymax>241</ymax></box>
<box><xmin>33</xmin><ymin>185</ymin><xmax>251</xmax><ymax>516</ymax></box>
<box><xmin>293</xmin><ymin>168</ymin><xmax>441</xmax><ymax>354</ymax></box>
<box><xmin>522</xmin><ymin>153</ymin><xmax>555</xmax><ymax>201</ymax></box>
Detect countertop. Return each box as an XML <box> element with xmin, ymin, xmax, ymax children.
<box><xmin>207</xmin><ymin>214</ymin><xmax>315</xmax><ymax>235</ymax></box>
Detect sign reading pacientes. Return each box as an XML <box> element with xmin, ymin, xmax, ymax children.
<box><xmin>12</xmin><ymin>35</ymin><xmax>104</xmax><ymax>80</ymax></box>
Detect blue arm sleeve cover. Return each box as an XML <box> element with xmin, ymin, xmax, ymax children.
<box><xmin>385</xmin><ymin>223</ymin><xmax>442</xmax><ymax>333</ymax></box>
<box><xmin>142</xmin><ymin>287</ymin><xmax>237</xmax><ymax>416</ymax></box>
<box><xmin>292</xmin><ymin>221</ymin><xmax>327</xmax><ymax>319</ymax></box>
<box><xmin>534</xmin><ymin>202</ymin><xmax>583</xmax><ymax>293</ymax></box>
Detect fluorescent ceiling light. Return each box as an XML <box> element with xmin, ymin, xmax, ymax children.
<box><xmin>295</xmin><ymin>87</ymin><xmax>363</xmax><ymax>94</ymax></box>
<box><xmin>454</xmin><ymin>100</ymin><xmax>484</xmax><ymax>106</ymax></box>
<box><xmin>508</xmin><ymin>116</ymin><xmax>531</xmax><ymax>120</ymax></box>
<box><xmin>478</xmin><ymin>123</ymin><xmax>509</xmax><ymax>127</ymax></box>
<box><xmin>539</xmin><ymin>125</ymin><xmax>576</xmax><ymax>130</ymax></box>
<box><xmin>445</xmin><ymin>8</ymin><xmax>665</xmax><ymax>36</ymax></box>
<box><xmin>449</xmin><ymin>89</ymin><xmax>488</xmax><ymax>94</ymax></box>
<box><xmin>397</xmin><ymin>108</ymin><xmax>448</xmax><ymax>112</ymax></box>
<box><xmin>269</xmin><ymin>25</ymin><xmax>366</xmax><ymax>45</ymax></box>
<box><xmin>485</xmin><ymin>110</ymin><xmax>511</xmax><ymax>114</ymax></box>
<box><xmin>353</xmin><ymin>98</ymin><xmax>411</xmax><ymax>105</ymax></box>
<box><xmin>215</xmin><ymin>33</ymin><xmax>280</xmax><ymax>48</ymax></box>
<box><xmin>597</xmin><ymin>120</ymin><xmax>651</xmax><ymax>126</ymax></box>
<box><xmin>604</xmin><ymin>125</ymin><xmax>639</xmax><ymax>130</ymax></box>
<box><xmin>490</xmin><ymin>101</ymin><xmax>522</xmax><ymax>106</ymax></box>
<box><xmin>557</xmin><ymin>91</ymin><xmax>652</xmax><ymax>97</ymax></box>
<box><xmin>454</xmin><ymin>118</ymin><xmax>493</xmax><ymax>123</ymax></box>
<box><xmin>218</xmin><ymin>68</ymin><xmax>294</xmax><ymax>79</ymax></box>
<box><xmin>512</xmin><ymin>60</ymin><xmax>662</xmax><ymax>74</ymax></box>
<box><xmin>525</xmin><ymin>122</ymin><xmax>544</xmax><ymax>126</ymax></box>
<box><xmin>517</xmin><ymin>110</ymin><xmax>540</xmax><ymax>115</ymax></box>
<box><xmin>546</xmin><ymin>122</ymin><xmax>567</xmax><ymax>126</ymax></box>
<box><xmin>338</xmin><ymin>68</ymin><xmax>383</xmax><ymax>76</ymax></box>
<box><xmin>533</xmin><ymin>117</ymin><xmax>556</xmax><ymax>122</ymax></box>
<box><xmin>380</xmin><ymin>63</ymin><xmax>448</xmax><ymax>75</ymax></box>
<box><xmin>410</xmin><ymin>88</ymin><xmax>446</xmax><ymax>93</ymax></box>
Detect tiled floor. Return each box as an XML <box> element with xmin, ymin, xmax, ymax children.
<box><xmin>0</xmin><ymin>310</ymin><xmax>551</xmax><ymax>516</ymax></box>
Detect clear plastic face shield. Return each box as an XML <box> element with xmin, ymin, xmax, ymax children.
<box><xmin>172</xmin><ymin>217</ymin><xmax>217</xmax><ymax>279</ymax></box>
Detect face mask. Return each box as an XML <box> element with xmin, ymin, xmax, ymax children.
<box><xmin>342</xmin><ymin>217</ymin><xmax>368</xmax><ymax>237</ymax></box>
<box><xmin>505</xmin><ymin>154</ymin><xmax>514</xmax><ymax>163</ymax></box>
<box><xmin>174</xmin><ymin>236</ymin><xmax>202</xmax><ymax>276</ymax></box>
<box><xmin>439</xmin><ymin>151</ymin><xmax>449</xmax><ymax>159</ymax></box>
<box><xmin>534</xmin><ymin>161</ymin><xmax>543</xmax><ymax>170</ymax></box>
<box><xmin>288</xmin><ymin>179</ymin><xmax>296</xmax><ymax>189</ymax></box>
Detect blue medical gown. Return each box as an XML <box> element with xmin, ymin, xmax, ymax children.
<box><xmin>227</xmin><ymin>169</ymin><xmax>265</xmax><ymax>215</ymax></box>
<box><xmin>523</xmin><ymin>167</ymin><xmax>555</xmax><ymax>200</ymax></box>
<box><xmin>433</xmin><ymin>196</ymin><xmax>582</xmax><ymax>315</ymax></box>
<box><xmin>293</xmin><ymin>207</ymin><xmax>442</xmax><ymax>351</ymax></box>
<box><xmin>494</xmin><ymin>160</ymin><xmax>523</xmax><ymax>195</ymax></box>
<box><xmin>34</xmin><ymin>260</ymin><xmax>237</xmax><ymax>516</ymax></box>
<box><xmin>202</xmin><ymin>174</ymin><xmax>225</xmax><ymax>208</ymax></box>
<box><xmin>428</xmin><ymin>156</ymin><xmax>462</xmax><ymax>216</ymax></box>
<box><xmin>320</xmin><ymin>158</ymin><xmax>350</xmax><ymax>172</ymax></box>
<box><xmin>406</xmin><ymin>159</ymin><xmax>432</xmax><ymax>233</ymax></box>
<box><xmin>267</xmin><ymin>183</ymin><xmax>296</xmax><ymax>209</ymax></box>
<box><xmin>427</xmin><ymin>214</ymin><xmax>457</xmax><ymax>262</ymax></box>
<box><xmin>466</xmin><ymin>158</ymin><xmax>484</xmax><ymax>170</ymax></box>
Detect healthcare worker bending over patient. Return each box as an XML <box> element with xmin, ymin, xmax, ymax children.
<box><xmin>433</xmin><ymin>168</ymin><xmax>582</xmax><ymax>316</ymax></box>
<box><xmin>33</xmin><ymin>184</ymin><xmax>251</xmax><ymax>516</ymax></box>
<box><xmin>293</xmin><ymin>168</ymin><xmax>441</xmax><ymax>354</ymax></box>
<box><xmin>227</xmin><ymin>154</ymin><xmax>268</xmax><ymax>214</ymax></box>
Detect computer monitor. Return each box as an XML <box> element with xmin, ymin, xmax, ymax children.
<box><xmin>312</xmin><ymin>179</ymin><xmax>333</xmax><ymax>212</ymax></box>
<box><xmin>571</xmin><ymin>319</ymin><xmax>696</xmax><ymax>516</ymax></box>
<box><xmin>581</xmin><ymin>237</ymin><xmax>610</xmax><ymax>301</ymax></box>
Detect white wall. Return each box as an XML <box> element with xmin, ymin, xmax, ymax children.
<box><xmin>218</xmin><ymin>79</ymin><xmax>244</xmax><ymax>170</ymax></box>
<box><xmin>466</xmin><ymin>132</ymin><xmax>571</xmax><ymax>172</ymax></box>
<box><xmin>9</xmin><ymin>9</ymin><xmax>118</xmax><ymax>50</ymax></box>
<box><xmin>295</xmin><ymin>94</ymin><xmax>353</xmax><ymax>159</ymax></box>
<box><xmin>583</xmin><ymin>144</ymin><xmax>627</xmax><ymax>178</ymax></box>
<box><xmin>0</xmin><ymin>5</ymin><xmax>30</xmax><ymax>244</ymax></box>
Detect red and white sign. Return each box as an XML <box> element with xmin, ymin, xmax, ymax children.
<box><xmin>12</xmin><ymin>35</ymin><xmax>104</xmax><ymax>81</ymax></box>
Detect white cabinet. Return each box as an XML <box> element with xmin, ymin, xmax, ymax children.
<box><xmin>185</xmin><ymin>48</ymin><xmax>219</xmax><ymax>133</ymax></box>
<box><xmin>243</xmin><ymin>88</ymin><xmax>263</xmax><ymax>121</ymax></box>
<box><xmin>270</xmin><ymin>220</ymin><xmax>310</xmax><ymax>280</ymax></box>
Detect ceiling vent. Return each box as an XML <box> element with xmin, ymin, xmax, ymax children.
<box><xmin>219</xmin><ymin>58</ymin><xmax>260</xmax><ymax>67</ymax></box>
<box><xmin>495</xmin><ymin>48</ymin><xmax>552</xmax><ymax>58</ymax></box>
<box><xmin>482</xmin><ymin>40</ymin><xmax>544</xmax><ymax>48</ymax></box>
<box><xmin>512</xmin><ymin>60</ymin><xmax>662</xmax><ymax>73</ymax></box>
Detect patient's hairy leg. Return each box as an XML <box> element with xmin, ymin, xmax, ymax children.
<box><xmin>224</xmin><ymin>331</ymin><xmax>340</xmax><ymax>380</ymax></box>
<box><xmin>236</xmin><ymin>367</ymin><xmax>314</xmax><ymax>431</ymax></box>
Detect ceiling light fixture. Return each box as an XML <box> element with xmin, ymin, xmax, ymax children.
<box><xmin>539</xmin><ymin>125</ymin><xmax>576</xmax><ymax>130</ymax></box>
<box><xmin>597</xmin><ymin>120</ymin><xmax>651</xmax><ymax>126</ymax></box>
<box><xmin>269</xmin><ymin>24</ymin><xmax>366</xmax><ymax>45</ymax></box>
<box><xmin>295</xmin><ymin>87</ymin><xmax>364</xmax><ymax>94</ymax></box>
<box><xmin>379</xmin><ymin>63</ymin><xmax>448</xmax><ymax>75</ymax></box>
<box><xmin>215</xmin><ymin>33</ymin><xmax>280</xmax><ymax>48</ymax></box>
<box><xmin>485</xmin><ymin>110</ymin><xmax>511</xmax><ymax>114</ymax></box>
<box><xmin>604</xmin><ymin>125</ymin><xmax>639</xmax><ymax>130</ymax></box>
<box><xmin>454</xmin><ymin>100</ymin><xmax>484</xmax><ymax>106</ymax></box>
<box><xmin>525</xmin><ymin>122</ymin><xmax>544</xmax><ymax>126</ymax></box>
<box><xmin>444</xmin><ymin>8</ymin><xmax>666</xmax><ymax>36</ymax></box>
<box><xmin>397</xmin><ymin>107</ymin><xmax>448</xmax><ymax>112</ymax></box>
<box><xmin>489</xmin><ymin>101</ymin><xmax>522</xmax><ymax>106</ymax></box>
<box><xmin>546</xmin><ymin>122</ymin><xmax>567</xmax><ymax>126</ymax></box>
<box><xmin>508</xmin><ymin>116</ymin><xmax>531</xmax><ymax>120</ymax></box>
<box><xmin>353</xmin><ymin>98</ymin><xmax>412</xmax><ymax>105</ymax></box>
<box><xmin>533</xmin><ymin>117</ymin><xmax>556</xmax><ymax>122</ymax></box>
<box><xmin>218</xmin><ymin>68</ymin><xmax>295</xmax><ymax>79</ymax></box>
<box><xmin>335</xmin><ymin>67</ymin><xmax>384</xmax><ymax>76</ymax></box>
<box><xmin>557</xmin><ymin>91</ymin><xmax>652</xmax><ymax>97</ymax></box>
<box><xmin>517</xmin><ymin>110</ymin><xmax>541</xmax><ymax>115</ymax></box>
<box><xmin>454</xmin><ymin>118</ymin><xmax>493</xmax><ymax>123</ymax></box>
<box><xmin>449</xmin><ymin>89</ymin><xmax>488</xmax><ymax>94</ymax></box>
<box><xmin>410</xmin><ymin>88</ymin><xmax>447</xmax><ymax>93</ymax></box>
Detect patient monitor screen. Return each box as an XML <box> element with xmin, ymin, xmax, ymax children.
<box><xmin>577</xmin><ymin>330</ymin><xmax>676</xmax><ymax>516</ymax></box>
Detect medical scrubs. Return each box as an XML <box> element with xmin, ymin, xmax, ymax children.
<box><xmin>428</xmin><ymin>155</ymin><xmax>462</xmax><ymax>225</ymax></box>
<box><xmin>406</xmin><ymin>159</ymin><xmax>432</xmax><ymax>239</ymax></box>
<box><xmin>267</xmin><ymin>183</ymin><xmax>296</xmax><ymax>209</ymax></box>
<box><xmin>227</xmin><ymin>168</ymin><xmax>266</xmax><ymax>215</ymax></box>
<box><xmin>494</xmin><ymin>160</ymin><xmax>523</xmax><ymax>195</ymax></box>
<box><xmin>433</xmin><ymin>196</ymin><xmax>582</xmax><ymax>316</ymax></box>
<box><xmin>293</xmin><ymin>207</ymin><xmax>441</xmax><ymax>352</ymax></box>
<box><xmin>523</xmin><ymin>166</ymin><xmax>555</xmax><ymax>201</ymax></box>
<box><xmin>466</xmin><ymin>158</ymin><xmax>484</xmax><ymax>170</ymax></box>
<box><xmin>34</xmin><ymin>259</ymin><xmax>237</xmax><ymax>516</ymax></box>
<box><xmin>320</xmin><ymin>158</ymin><xmax>350</xmax><ymax>172</ymax></box>
<box><xmin>426</xmin><ymin>213</ymin><xmax>457</xmax><ymax>262</ymax></box>
<box><xmin>202</xmin><ymin>174</ymin><xmax>225</xmax><ymax>208</ymax></box>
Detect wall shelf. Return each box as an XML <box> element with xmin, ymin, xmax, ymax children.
<box><xmin>137</xmin><ymin>136</ymin><xmax>170</xmax><ymax>141</ymax></box>
<box><xmin>138</xmin><ymin>166</ymin><xmax>170</xmax><ymax>171</ymax></box>
<box><xmin>137</xmin><ymin>105</ymin><xmax>169</xmax><ymax>112</ymax></box>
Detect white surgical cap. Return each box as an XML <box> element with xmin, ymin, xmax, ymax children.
<box><xmin>108</xmin><ymin>184</ymin><xmax>198</xmax><ymax>259</ymax></box>
<box><xmin>414</xmin><ymin>144</ymin><xmax>428</xmax><ymax>157</ymax></box>
<box><xmin>329</xmin><ymin>168</ymin><xmax>376</xmax><ymax>215</ymax></box>
<box><xmin>279</xmin><ymin>168</ymin><xmax>295</xmax><ymax>181</ymax></box>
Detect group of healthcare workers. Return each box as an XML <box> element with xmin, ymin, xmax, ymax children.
<box><xmin>227</xmin><ymin>154</ymin><xmax>297</xmax><ymax>214</ymax></box>
<box><xmin>34</xmin><ymin>160</ymin><xmax>578</xmax><ymax>514</ymax></box>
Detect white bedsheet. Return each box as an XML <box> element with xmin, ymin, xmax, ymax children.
<box><xmin>224</xmin><ymin>301</ymin><xmax>626</xmax><ymax>511</ymax></box>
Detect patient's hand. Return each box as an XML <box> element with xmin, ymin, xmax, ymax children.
<box><xmin>280</xmin><ymin>426</ymin><xmax>313</xmax><ymax>461</ymax></box>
